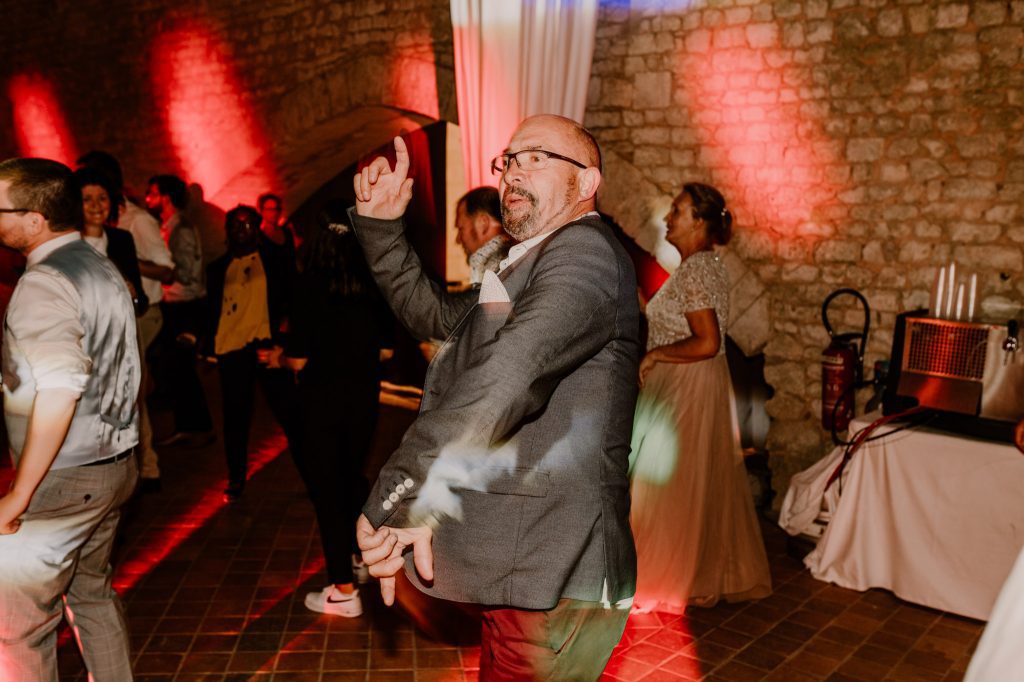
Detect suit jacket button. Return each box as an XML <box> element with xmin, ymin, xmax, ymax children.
<box><xmin>396</xmin><ymin>484</ymin><xmax>406</xmax><ymax>494</ymax></box>
<box><xmin>383</xmin><ymin>500</ymin><xmax>393</xmax><ymax>511</ymax></box>
<box><xmin>389</xmin><ymin>492</ymin><xmax>400</xmax><ymax>503</ymax></box>
<box><xmin>404</xmin><ymin>478</ymin><xmax>414</xmax><ymax>488</ymax></box>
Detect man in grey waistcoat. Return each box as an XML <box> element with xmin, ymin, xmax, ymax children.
<box><xmin>355</xmin><ymin>115</ymin><xmax>640</xmax><ymax>680</ymax></box>
<box><xmin>0</xmin><ymin>158</ymin><xmax>140</xmax><ymax>681</ymax></box>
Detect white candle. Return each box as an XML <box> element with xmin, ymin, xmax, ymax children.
<box><xmin>945</xmin><ymin>262</ymin><xmax>957</xmax><ymax>319</ymax></box>
<box><xmin>967</xmin><ymin>273</ymin><xmax>977</xmax><ymax>321</ymax></box>
<box><xmin>933</xmin><ymin>267</ymin><xmax>946</xmax><ymax>318</ymax></box>
<box><xmin>955</xmin><ymin>283</ymin><xmax>965</xmax><ymax>320</ymax></box>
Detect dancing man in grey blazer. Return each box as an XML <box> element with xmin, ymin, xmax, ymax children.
<box><xmin>354</xmin><ymin>115</ymin><xmax>640</xmax><ymax>680</ymax></box>
<box><xmin>0</xmin><ymin>158</ymin><xmax>140</xmax><ymax>680</ymax></box>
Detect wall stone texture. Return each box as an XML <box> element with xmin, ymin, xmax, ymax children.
<box><xmin>2</xmin><ymin>0</ymin><xmax>1022</xmax><ymax>500</ymax></box>
<box><xmin>0</xmin><ymin>0</ymin><xmax>455</xmax><ymax>208</ymax></box>
<box><xmin>587</xmin><ymin>0</ymin><xmax>1024</xmax><ymax>497</ymax></box>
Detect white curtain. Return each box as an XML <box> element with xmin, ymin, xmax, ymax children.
<box><xmin>450</xmin><ymin>0</ymin><xmax>599</xmax><ymax>189</ymax></box>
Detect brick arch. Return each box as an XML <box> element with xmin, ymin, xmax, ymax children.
<box><xmin>208</xmin><ymin>105</ymin><xmax>438</xmax><ymax>214</ymax></box>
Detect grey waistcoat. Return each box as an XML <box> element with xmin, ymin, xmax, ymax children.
<box><xmin>3</xmin><ymin>240</ymin><xmax>140</xmax><ymax>468</ymax></box>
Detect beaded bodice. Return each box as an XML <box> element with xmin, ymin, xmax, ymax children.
<box><xmin>645</xmin><ymin>250</ymin><xmax>729</xmax><ymax>354</ymax></box>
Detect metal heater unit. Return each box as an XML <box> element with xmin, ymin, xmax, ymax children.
<box><xmin>884</xmin><ymin>312</ymin><xmax>1023</xmax><ymax>442</ymax></box>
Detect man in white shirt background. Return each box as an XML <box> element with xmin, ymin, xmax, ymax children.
<box><xmin>0</xmin><ymin>157</ymin><xmax>140</xmax><ymax>680</ymax></box>
<box><xmin>454</xmin><ymin>186</ymin><xmax>511</xmax><ymax>288</ymax></box>
<box><xmin>77</xmin><ymin>151</ymin><xmax>175</xmax><ymax>491</ymax></box>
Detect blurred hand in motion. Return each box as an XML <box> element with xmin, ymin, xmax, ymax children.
<box><xmin>356</xmin><ymin>513</ymin><xmax>434</xmax><ymax>606</ymax></box>
<box><xmin>256</xmin><ymin>345</ymin><xmax>284</xmax><ymax>369</ymax></box>
<box><xmin>353</xmin><ymin>136</ymin><xmax>415</xmax><ymax>220</ymax></box>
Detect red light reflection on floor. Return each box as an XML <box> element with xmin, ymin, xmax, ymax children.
<box><xmin>677</xmin><ymin>27</ymin><xmax>845</xmax><ymax>234</ymax></box>
<box><xmin>7</xmin><ymin>73</ymin><xmax>79</xmax><ymax>164</ymax></box>
<box><xmin>113</xmin><ymin>432</ymin><xmax>289</xmax><ymax>593</ymax></box>
<box><xmin>150</xmin><ymin>22</ymin><xmax>277</xmax><ymax>210</ymax></box>
<box><xmin>605</xmin><ymin>610</ymin><xmax>701</xmax><ymax>680</ymax></box>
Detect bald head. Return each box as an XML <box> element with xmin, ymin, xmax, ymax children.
<box><xmin>516</xmin><ymin>115</ymin><xmax>601</xmax><ymax>170</ymax></box>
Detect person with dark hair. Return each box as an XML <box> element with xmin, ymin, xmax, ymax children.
<box><xmin>146</xmin><ymin>174</ymin><xmax>213</xmax><ymax>445</ymax></box>
<box><xmin>282</xmin><ymin>203</ymin><xmax>389</xmax><ymax>616</ymax></box>
<box><xmin>0</xmin><ymin>158</ymin><xmax>140</xmax><ymax>680</ymax></box>
<box><xmin>205</xmin><ymin>205</ymin><xmax>297</xmax><ymax>501</ymax></box>
<box><xmin>455</xmin><ymin>186</ymin><xmax>510</xmax><ymax>286</ymax></box>
<box><xmin>257</xmin><ymin>192</ymin><xmax>300</xmax><ymax>263</ymax></box>
<box><xmin>628</xmin><ymin>182</ymin><xmax>771</xmax><ymax>613</ymax></box>
<box><xmin>73</xmin><ymin>167</ymin><xmax>146</xmax><ymax>314</ymax></box>
<box><xmin>76</xmin><ymin>152</ymin><xmax>174</xmax><ymax>491</ymax></box>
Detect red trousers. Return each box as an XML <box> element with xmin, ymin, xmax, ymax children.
<box><xmin>479</xmin><ymin>598</ymin><xmax>629</xmax><ymax>681</ymax></box>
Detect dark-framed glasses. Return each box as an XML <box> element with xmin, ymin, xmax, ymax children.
<box><xmin>490</xmin><ymin>149</ymin><xmax>587</xmax><ymax>176</ymax></box>
<box><xmin>0</xmin><ymin>208</ymin><xmax>33</xmax><ymax>215</ymax></box>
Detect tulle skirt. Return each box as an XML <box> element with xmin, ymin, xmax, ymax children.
<box><xmin>629</xmin><ymin>354</ymin><xmax>771</xmax><ymax>613</ymax></box>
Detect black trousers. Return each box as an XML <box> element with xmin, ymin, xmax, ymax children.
<box><xmin>157</xmin><ymin>300</ymin><xmax>213</xmax><ymax>433</ymax></box>
<box><xmin>290</xmin><ymin>373</ymin><xmax>379</xmax><ymax>585</ymax></box>
<box><xmin>217</xmin><ymin>344</ymin><xmax>298</xmax><ymax>487</ymax></box>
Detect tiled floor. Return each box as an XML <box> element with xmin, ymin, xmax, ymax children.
<box><xmin>8</xmin><ymin>377</ymin><xmax>984</xmax><ymax>681</ymax></box>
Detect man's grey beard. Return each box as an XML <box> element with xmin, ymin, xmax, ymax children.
<box><xmin>501</xmin><ymin>187</ymin><xmax>539</xmax><ymax>241</ymax></box>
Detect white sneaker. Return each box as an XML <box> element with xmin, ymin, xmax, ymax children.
<box><xmin>352</xmin><ymin>554</ymin><xmax>370</xmax><ymax>585</ymax></box>
<box><xmin>304</xmin><ymin>586</ymin><xmax>363</xmax><ymax>617</ymax></box>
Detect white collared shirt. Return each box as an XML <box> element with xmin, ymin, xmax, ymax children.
<box><xmin>119</xmin><ymin>200</ymin><xmax>174</xmax><ymax>304</ymax></box>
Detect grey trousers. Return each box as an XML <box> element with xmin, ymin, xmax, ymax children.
<box><xmin>0</xmin><ymin>455</ymin><xmax>137</xmax><ymax>681</ymax></box>
<box><xmin>137</xmin><ymin>305</ymin><xmax>163</xmax><ymax>479</ymax></box>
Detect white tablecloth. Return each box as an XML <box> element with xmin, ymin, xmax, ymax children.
<box><xmin>779</xmin><ymin>412</ymin><xmax>1024</xmax><ymax>621</ymax></box>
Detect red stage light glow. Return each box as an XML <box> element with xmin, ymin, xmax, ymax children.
<box><xmin>150</xmin><ymin>22</ymin><xmax>278</xmax><ymax>210</ymax></box>
<box><xmin>676</xmin><ymin>25</ymin><xmax>846</xmax><ymax>235</ymax></box>
<box><xmin>113</xmin><ymin>431</ymin><xmax>290</xmax><ymax>594</ymax></box>
<box><xmin>7</xmin><ymin>73</ymin><xmax>79</xmax><ymax>164</ymax></box>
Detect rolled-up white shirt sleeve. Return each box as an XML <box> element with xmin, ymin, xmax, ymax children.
<box><xmin>6</xmin><ymin>268</ymin><xmax>90</xmax><ymax>394</ymax></box>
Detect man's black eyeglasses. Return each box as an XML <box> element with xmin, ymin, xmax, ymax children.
<box><xmin>0</xmin><ymin>208</ymin><xmax>33</xmax><ymax>214</ymax></box>
<box><xmin>491</xmin><ymin>149</ymin><xmax>588</xmax><ymax>176</ymax></box>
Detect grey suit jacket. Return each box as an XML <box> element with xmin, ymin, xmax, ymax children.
<box><xmin>353</xmin><ymin>211</ymin><xmax>640</xmax><ymax>610</ymax></box>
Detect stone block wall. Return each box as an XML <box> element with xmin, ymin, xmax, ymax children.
<box><xmin>0</xmin><ymin>0</ymin><xmax>454</xmax><ymax>206</ymax></box>
<box><xmin>588</xmin><ymin>0</ymin><xmax>1024</xmax><ymax>496</ymax></box>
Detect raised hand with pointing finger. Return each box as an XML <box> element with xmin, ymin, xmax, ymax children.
<box><xmin>354</xmin><ymin>136</ymin><xmax>415</xmax><ymax>220</ymax></box>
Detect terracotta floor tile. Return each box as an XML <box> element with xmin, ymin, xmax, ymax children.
<box><xmin>275</xmin><ymin>651</ymin><xmax>324</xmax><ymax>671</ymax></box>
<box><xmin>852</xmin><ymin>642</ymin><xmax>903</xmax><ymax>666</ymax></box>
<box><xmin>189</xmin><ymin>634</ymin><xmax>238</xmax><ymax>653</ymax></box>
<box><xmin>323</xmin><ymin>650</ymin><xmax>370</xmax><ymax>670</ymax></box>
<box><xmin>701</xmin><ymin>627</ymin><xmax>753</xmax><ymax>650</ymax></box>
<box><xmin>834</xmin><ymin>655</ymin><xmax>896</xmax><ymax>681</ymax></box>
<box><xmin>178</xmin><ymin>652</ymin><xmax>231</xmax><ymax>673</ymax></box>
<box><xmin>144</xmin><ymin>634</ymin><xmax>194</xmax><ymax>653</ymax></box>
<box><xmin>657</xmin><ymin>655</ymin><xmax>704</xmax><ymax>680</ymax></box>
<box><xmin>369</xmin><ymin>648</ymin><xmax>414</xmax><ymax>669</ymax></box>
<box><xmin>134</xmin><ymin>652</ymin><xmax>184</xmax><ymax>675</ymax></box>
<box><xmin>732</xmin><ymin>643</ymin><xmax>788</xmax><ymax>671</ymax></box>
<box><xmin>604</xmin><ymin>654</ymin><xmax>655</xmax><ymax>681</ymax></box>
<box><xmin>226</xmin><ymin>650</ymin><xmax>274</xmax><ymax>673</ymax></box>
<box><xmin>416</xmin><ymin>648</ymin><xmax>461</xmax><ymax>668</ymax></box>
<box><xmin>785</xmin><ymin>650</ymin><xmax>841</xmax><ymax>677</ymax></box>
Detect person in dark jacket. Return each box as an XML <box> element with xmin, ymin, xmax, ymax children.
<box><xmin>205</xmin><ymin>205</ymin><xmax>296</xmax><ymax>501</ymax></box>
<box><xmin>283</xmin><ymin>203</ymin><xmax>390</xmax><ymax>618</ymax></box>
<box><xmin>73</xmin><ymin>167</ymin><xmax>147</xmax><ymax>314</ymax></box>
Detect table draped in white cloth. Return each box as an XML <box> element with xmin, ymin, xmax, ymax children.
<box><xmin>779</xmin><ymin>412</ymin><xmax>1024</xmax><ymax>621</ymax></box>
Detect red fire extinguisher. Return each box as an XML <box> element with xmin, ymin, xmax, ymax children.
<box><xmin>821</xmin><ymin>288</ymin><xmax>870</xmax><ymax>434</ymax></box>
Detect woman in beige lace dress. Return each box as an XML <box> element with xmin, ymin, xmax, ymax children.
<box><xmin>629</xmin><ymin>183</ymin><xmax>771</xmax><ymax>613</ymax></box>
